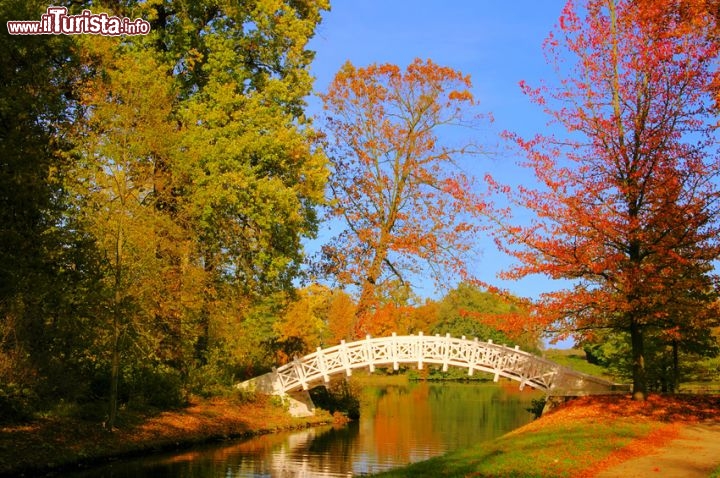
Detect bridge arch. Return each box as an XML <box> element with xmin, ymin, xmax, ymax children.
<box><xmin>238</xmin><ymin>333</ymin><xmax>627</xmax><ymax>406</ymax></box>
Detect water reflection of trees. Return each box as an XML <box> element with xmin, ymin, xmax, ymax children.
<box><xmin>427</xmin><ymin>381</ymin><xmax>537</xmax><ymax>449</ymax></box>
<box><xmin>64</xmin><ymin>382</ymin><xmax>539</xmax><ymax>477</ymax></box>
<box><xmin>362</xmin><ymin>381</ymin><xmax>540</xmax><ymax>464</ymax></box>
<box><xmin>366</xmin><ymin>383</ymin><xmax>442</xmax><ymax>464</ymax></box>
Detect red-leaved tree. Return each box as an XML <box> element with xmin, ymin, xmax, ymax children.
<box><xmin>493</xmin><ymin>0</ymin><xmax>720</xmax><ymax>399</ymax></box>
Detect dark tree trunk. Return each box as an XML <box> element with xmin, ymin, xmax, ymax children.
<box><xmin>630</xmin><ymin>319</ymin><xmax>647</xmax><ymax>400</ymax></box>
<box><xmin>109</xmin><ymin>288</ymin><xmax>121</xmax><ymax>430</ymax></box>
<box><xmin>108</xmin><ymin>226</ymin><xmax>123</xmax><ymax>430</ymax></box>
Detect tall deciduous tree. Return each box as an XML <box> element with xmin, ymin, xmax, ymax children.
<box><xmin>320</xmin><ymin>59</ymin><xmax>489</xmax><ymax>336</ymax></box>
<box><xmin>160</xmin><ymin>0</ymin><xmax>329</xmax><ymax>362</ymax></box>
<box><xmin>70</xmin><ymin>37</ymin><xmax>199</xmax><ymax>428</ymax></box>
<box><xmin>495</xmin><ymin>0</ymin><xmax>720</xmax><ymax>399</ymax></box>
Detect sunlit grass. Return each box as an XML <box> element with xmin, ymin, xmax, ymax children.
<box><xmin>679</xmin><ymin>381</ymin><xmax>720</xmax><ymax>394</ymax></box>
<box><xmin>543</xmin><ymin>348</ymin><xmax>613</xmax><ymax>379</ymax></box>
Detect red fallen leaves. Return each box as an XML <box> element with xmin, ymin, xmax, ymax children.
<box><xmin>537</xmin><ymin>394</ymin><xmax>720</xmax><ymax>477</ymax></box>
<box><xmin>575</xmin><ymin>422</ymin><xmax>681</xmax><ymax>478</ymax></box>
<box><xmin>541</xmin><ymin>394</ymin><xmax>720</xmax><ymax>426</ymax></box>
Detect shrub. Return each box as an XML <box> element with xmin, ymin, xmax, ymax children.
<box><xmin>0</xmin><ymin>383</ymin><xmax>37</xmax><ymax>424</ymax></box>
<box><xmin>310</xmin><ymin>379</ymin><xmax>360</xmax><ymax>419</ymax></box>
<box><xmin>526</xmin><ymin>397</ymin><xmax>547</xmax><ymax>419</ymax></box>
<box><xmin>124</xmin><ymin>365</ymin><xmax>185</xmax><ymax>409</ymax></box>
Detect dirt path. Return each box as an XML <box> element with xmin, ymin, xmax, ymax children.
<box><xmin>594</xmin><ymin>423</ymin><xmax>720</xmax><ymax>477</ymax></box>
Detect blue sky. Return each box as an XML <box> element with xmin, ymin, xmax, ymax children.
<box><xmin>304</xmin><ymin>2</ymin><xmax>568</xmax><ymax>301</ymax></box>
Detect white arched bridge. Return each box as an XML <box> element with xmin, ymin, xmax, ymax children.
<box><xmin>238</xmin><ymin>333</ymin><xmax>629</xmax><ymax>416</ymax></box>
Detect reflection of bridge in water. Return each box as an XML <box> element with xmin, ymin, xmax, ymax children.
<box><xmin>238</xmin><ymin>332</ymin><xmax>630</xmax><ymax>416</ymax></box>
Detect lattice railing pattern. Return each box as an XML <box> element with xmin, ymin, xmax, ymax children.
<box><xmin>238</xmin><ymin>333</ymin><xmax>627</xmax><ymax>397</ymax></box>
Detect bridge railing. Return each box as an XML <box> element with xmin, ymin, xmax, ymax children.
<box><xmin>240</xmin><ymin>332</ymin><xmax>627</xmax><ymax>396</ymax></box>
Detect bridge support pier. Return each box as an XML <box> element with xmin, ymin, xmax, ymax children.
<box><xmin>284</xmin><ymin>390</ymin><xmax>316</xmax><ymax>417</ymax></box>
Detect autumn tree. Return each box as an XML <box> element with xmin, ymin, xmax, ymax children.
<box><xmin>355</xmin><ymin>280</ymin><xmax>441</xmax><ymax>337</ymax></box>
<box><xmin>70</xmin><ymin>36</ymin><xmax>201</xmax><ymax>426</ymax></box>
<box><xmin>433</xmin><ymin>284</ymin><xmax>538</xmax><ymax>352</ymax></box>
<box><xmin>0</xmin><ymin>0</ymin><xmax>330</xmax><ymax>420</ymax></box>
<box><xmin>100</xmin><ymin>0</ymin><xmax>327</xmax><ymax>361</ymax></box>
<box><xmin>273</xmin><ymin>284</ymin><xmax>332</xmax><ymax>361</ymax></box>
<box><xmin>494</xmin><ymin>0</ymin><xmax>720</xmax><ymax>398</ymax></box>
<box><xmin>320</xmin><ymin>59</ymin><xmax>489</xmax><ymax>336</ymax></box>
<box><xmin>326</xmin><ymin>289</ymin><xmax>357</xmax><ymax>344</ymax></box>
<box><xmin>162</xmin><ymin>0</ymin><xmax>329</xmax><ymax>369</ymax></box>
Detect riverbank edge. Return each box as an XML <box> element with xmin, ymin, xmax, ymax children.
<box><xmin>0</xmin><ymin>394</ymin><xmax>336</xmax><ymax>477</ymax></box>
<box><xmin>371</xmin><ymin>394</ymin><xmax>720</xmax><ymax>477</ymax></box>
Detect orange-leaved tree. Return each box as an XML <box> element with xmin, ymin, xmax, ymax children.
<box><xmin>634</xmin><ymin>0</ymin><xmax>720</xmax><ymax>107</ymax></box>
<box><xmin>493</xmin><ymin>0</ymin><xmax>720</xmax><ymax>399</ymax></box>
<box><xmin>273</xmin><ymin>284</ymin><xmax>331</xmax><ymax>362</ymax></box>
<box><xmin>326</xmin><ymin>288</ymin><xmax>357</xmax><ymax>344</ymax></box>
<box><xmin>357</xmin><ymin>280</ymin><xmax>437</xmax><ymax>337</ymax></box>
<box><xmin>319</xmin><ymin>59</ymin><xmax>489</xmax><ymax>337</ymax></box>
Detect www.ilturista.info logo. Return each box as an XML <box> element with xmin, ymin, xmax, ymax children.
<box><xmin>7</xmin><ymin>6</ymin><xmax>150</xmax><ymax>36</ymax></box>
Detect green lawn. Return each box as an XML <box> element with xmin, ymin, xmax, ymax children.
<box><xmin>544</xmin><ymin>348</ymin><xmax>614</xmax><ymax>379</ymax></box>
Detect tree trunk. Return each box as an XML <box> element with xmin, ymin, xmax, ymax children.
<box><xmin>108</xmin><ymin>223</ymin><xmax>123</xmax><ymax>430</ymax></box>
<box><xmin>108</xmin><ymin>305</ymin><xmax>120</xmax><ymax>430</ymax></box>
<box><xmin>354</xmin><ymin>245</ymin><xmax>388</xmax><ymax>337</ymax></box>
<box><xmin>630</xmin><ymin>319</ymin><xmax>647</xmax><ymax>400</ymax></box>
<box><xmin>194</xmin><ymin>256</ymin><xmax>214</xmax><ymax>364</ymax></box>
<box><xmin>355</xmin><ymin>278</ymin><xmax>378</xmax><ymax>338</ymax></box>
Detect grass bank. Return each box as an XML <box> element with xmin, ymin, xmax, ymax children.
<box><xmin>0</xmin><ymin>394</ymin><xmax>334</xmax><ymax>477</ymax></box>
<box><xmin>543</xmin><ymin>349</ymin><xmax>613</xmax><ymax>378</ymax></box>
<box><xmin>373</xmin><ymin>394</ymin><xmax>720</xmax><ymax>477</ymax></box>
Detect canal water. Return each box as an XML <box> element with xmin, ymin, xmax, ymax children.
<box><xmin>62</xmin><ymin>381</ymin><xmax>540</xmax><ymax>477</ymax></box>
